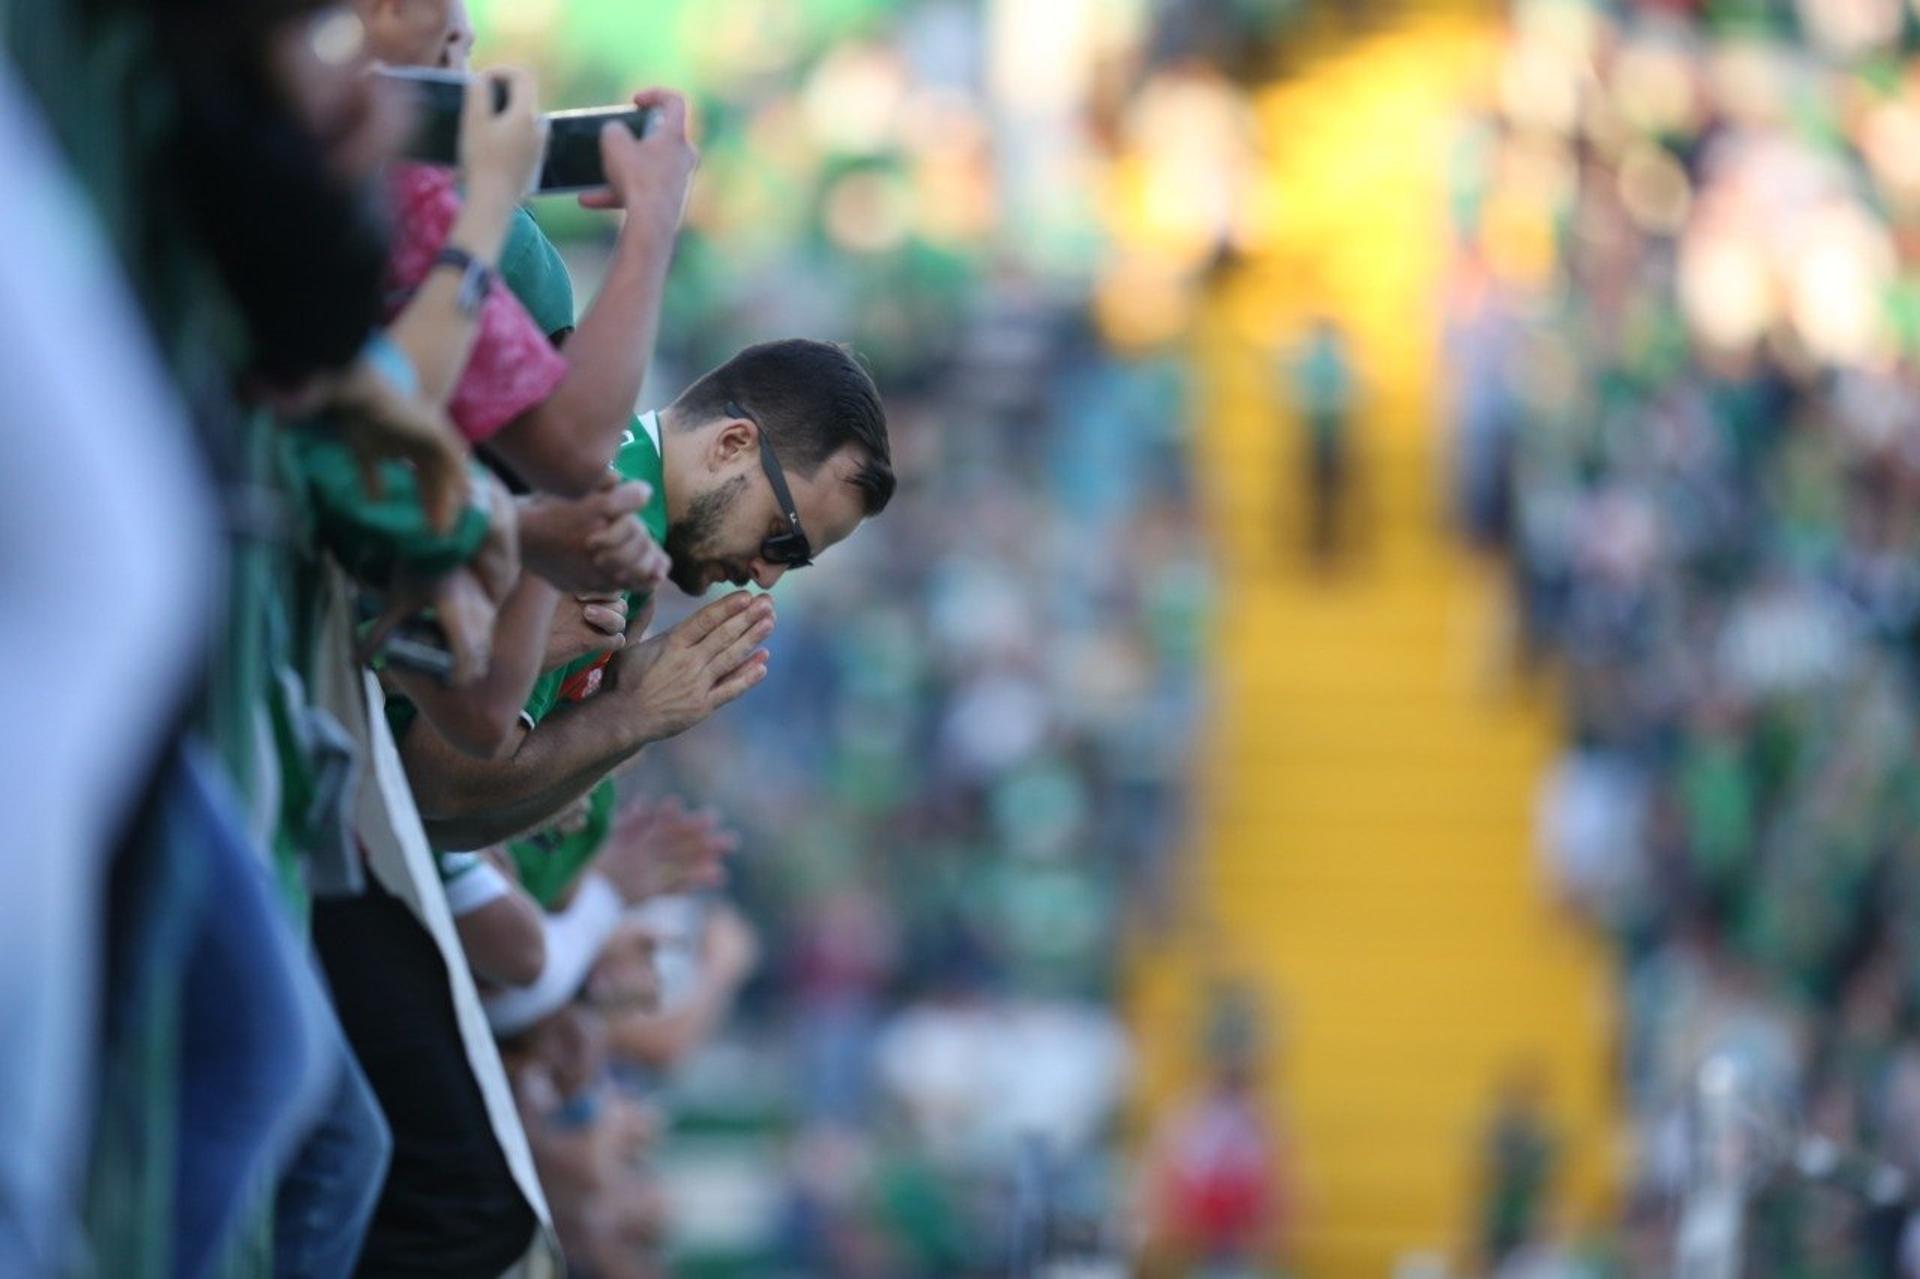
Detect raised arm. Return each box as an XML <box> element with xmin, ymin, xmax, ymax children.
<box><xmin>486</xmin><ymin>90</ymin><xmax>697</xmax><ymax>495</ymax></box>
<box><xmin>385</xmin><ymin>69</ymin><xmax>545</xmax><ymax>407</ymax></box>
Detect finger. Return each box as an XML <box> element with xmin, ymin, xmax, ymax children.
<box><xmin>708</xmin><ymin>650</ymin><xmax>771</xmax><ymax>706</ymax></box>
<box><xmin>676</xmin><ymin>591</ymin><xmax>758</xmax><ymax>646</ymax></box>
<box><xmin>420</xmin><ymin>453</ymin><xmax>471</xmax><ymax>534</ymax></box>
<box><xmin>612</xmin><ymin>798</ymin><xmax>654</xmax><ymax>833</ymax></box>
<box><xmin>422</xmin><ymin>442</ymin><xmax>471</xmax><ymax>532</ymax></box>
<box><xmin>582</xmin><ymin>604</ymin><xmax>627</xmax><ymax>635</ymax></box>
<box><xmin>437</xmin><ymin>582</ymin><xmax>497</xmax><ymax>687</ymax></box>
<box><xmin>680</xmin><ymin>811</ymin><xmax>722</xmax><ymax>836</ymax></box>
<box><xmin>701</xmin><ymin>611</ymin><xmax>775</xmax><ymax>676</ymax></box>
<box><xmin>578</xmin><ymin>188</ymin><xmax>619</xmax><ymax>211</ymax></box>
<box><xmin>697</xmin><ymin>829</ymin><xmax>740</xmax><ymax>857</ymax></box>
<box><xmin>470</xmin><ymin>509</ymin><xmax>521</xmax><ymax>604</ymax></box>
<box><xmin>474</xmin><ymin>544</ymin><xmax>520</xmax><ymax>607</ymax></box>
<box><xmin>461</xmin><ymin>71</ymin><xmax>493</xmax><ymax>133</ymax></box>
<box><xmin>589</xmin><ymin>536</ymin><xmax>642</xmax><ymax>581</ymax></box>
<box><xmin>355</xmin><ymin>385</ymin><xmax>469</xmax><ymax>529</ymax></box>
<box><xmin>624</xmin><ymin>555</ymin><xmax>667</xmax><ymax>598</ymax></box>
<box><xmin>566</xmin><ymin>622</ymin><xmax>624</xmax><ymax>663</ymax></box>
<box><xmin>586</xmin><ymin>514</ymin><xmax>642</xmax><ymax>553</ymax></box>
<box><xmin>598</xmin><ymin>481</ymin><xmax>651</xmax><ymax>516</ymax></box>
<box><xmin>687</xmin><ymin>613</ymin><xmax>765</xmax><ymax>678</ymax></box>
<box><xmin>576</xmin><ymin>590</ymin><xmax>624</xmax><ymax>604</ymax></box>
<box><xmin>712</xmin><ymin>648</ymin><xmax>771</xmax><ymax>682</ymax></box>
<box><xmin>604</xmin><ymin>558</ymin><xmax>657</xmax><ymax>600</ymax></box>
<box><xmin>494</xmin><ymin>66</ymin><xmax>537</xmax><ymax>118</ymax></box>
<box><xmin>697</xmin><ymin>595</ymin><xmax>773</xmax><ymax>652</ymax></box>
<box><xmin>630</xmin><ymin>88</ymin><xmax>687</xmax><ymax>134</ymax></box>
<box><xmin>353</xmin><ymin>595</ymin><xmax>412</xmax><ymax>669</ymax></box>
<box><xmin>597</xmin><ymin>117</ymin><xmax>641</xmax><ymax>163</ymax></box>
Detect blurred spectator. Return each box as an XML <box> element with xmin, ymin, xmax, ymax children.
<box><xmin>1463</xmin><ymin>0</ymin><xmax>1920</xmax><ymax>1258</ymax></box>
<box><xmin>1476</xmin><ymin>1065</ymin><xmax>1560</xmax><ymax>1275</ymax></box>
<box><xmin>0</xmin><ymin>58</ymin><xmax>222</xmax><ymax>1272</ymax></box>
<box><xmin>1140</xmin><ymin>988</ymin><xmax>1294</xmax><ymax>1277</ymax></box>
<box><xmin>1286</xmin><ymin>316</ymin><xmax>1360</xmax><ymax>568</ymax></box>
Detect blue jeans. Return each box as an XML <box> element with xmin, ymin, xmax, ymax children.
<box><xmin>171</xmin><ymin>744</ymin><xmax>333</xmax><ymax>1279</ymax></box>
<box><xmin>273</xmin><ymin>1017</ymin><xmax>391</xmax><ymax>1279</ymax></box>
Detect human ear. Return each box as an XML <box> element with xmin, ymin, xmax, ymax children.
<box><xmin>711</xmin><ymin>417</ymin><xmax>756</xmax><ymax>468</ymax></box>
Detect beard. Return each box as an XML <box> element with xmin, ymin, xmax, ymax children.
<box><xmin>663</xmin><ymin>475</ymin><xmax>746</xmax><ymax>595</ymax></box>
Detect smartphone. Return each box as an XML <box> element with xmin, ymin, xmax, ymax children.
<box><xmin>536</xmin><ymin>105</ymin><xmax>655</xmax><ymax>195</ymax></box>
<box><xmin>379</xmin><ymin>66</ymin><xmax>505</xmax><ymax>169</ymax></box>
<box><xmin>378</xmin><ymin>67</ymin><xmax>654</xmax><ymax>196</ymax></box>
<box><xmin>356</xmin><ymin>591</ymin><xmax>457</xmax><ymax>682</ymax></box>
<box><xmin>380</xmin><ymin>623</ymin><xmax>457</xmax><ymax>682</ymax></box>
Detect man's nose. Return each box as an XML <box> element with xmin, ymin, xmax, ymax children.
<box><xmin>750</xmin><ymin>562</ymin><xmax>788</xmax><ymax>591</ymax></box>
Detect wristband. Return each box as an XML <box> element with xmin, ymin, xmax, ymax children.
<box><xmin>431</xmin><ymin>245</ymin><xmax>494</xmax><ymax>318</ymax></box>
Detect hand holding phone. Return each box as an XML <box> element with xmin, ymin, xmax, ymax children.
<box><xmin>576</xmin><ymin>87</ymin><xmax>698</xmax><ymax>231</ymax></box>
<box><xmin>380</xmin><ymin>66</ymin><xmax>488</xmax><ymax>169</ymax></box>
<box><xmin>461</xmin><ymin>66</ymin><xmax>546</xmax><ymax>204</ymax></box>
<box><xmin>539</xmin><ymin>104</ymin><xmax>658</xmax><ymax>195</ymax></box>
<box><xmin>379</xmin><ymin>67</ymin><xmax>659</xmax><ymax>197</ymax></box>
<box><xmin>576</xmin><ymin>88</ymin><xmax>696</xmax><ymax>230</ymax></box>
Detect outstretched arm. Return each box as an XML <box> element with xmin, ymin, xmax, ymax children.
<box><xmin>401</xmin><ymin>591</ymin><xmax>773</xmax><ymax>847</ymax></box>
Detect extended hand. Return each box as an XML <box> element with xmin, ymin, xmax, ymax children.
<box><xmin>332</xmin><ymin>356</ymin><xmax>472</xmax><ymax>533</ymax></box>
<box><xmin>578</xmin><ymin>88</ymin><xmax>698</xmax><ymax>241</ymax></box>
<box><xmin>611</xmin><ymin>590</ymin><xmax>772</xmax><ymax>743</ymax></box>
<box><xmin>461</xmin><ymin>66</ymin><xmax>547</xmax><ymax>208</ymax></box>
<box><xmin>520</xmin><ymin>477</ymin><xmax>668</xmax><ymax>595</ymax></box>
<box><xmin>598</xmin><ymin>795</ymin><xmax>739</xmax><ymax>902</ymax></box>
<box><xmin>543</xmin><ymin>593</ymin><xmax>628</xmax><ymax>671</ymax></box>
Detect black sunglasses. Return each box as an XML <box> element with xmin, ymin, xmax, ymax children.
<box><xmin>731</xmin><ymin>402</ymin><xmax>813</xmax><ymax>569</ymax></box>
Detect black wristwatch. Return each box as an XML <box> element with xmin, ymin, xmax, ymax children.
<box><xmin>432</xmin><ymin>245</ymin><xmax>494</xmax><ymax>318</ymax></box>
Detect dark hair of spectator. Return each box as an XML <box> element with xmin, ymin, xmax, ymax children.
<box><xmin>676</xmin><ymin>339</ymin><xmax>896</xmax><ymax>515</ymax></box>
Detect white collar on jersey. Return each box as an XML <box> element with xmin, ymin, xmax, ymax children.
<box><xmin>618</xmin><ymin>412</ymin><xmax>664</xmax><ymax>454</ymax></box>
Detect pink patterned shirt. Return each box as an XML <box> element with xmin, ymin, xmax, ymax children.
<box><xmin>384</xmin><ymin>165</ymin><xmax>568</xmax><ymax>444</ymax></box>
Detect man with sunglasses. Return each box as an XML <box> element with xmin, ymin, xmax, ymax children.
<box><xmin>358</xmin><ymin>338</ymin><xmax>889</xmax><ymax>1274</ymax></box>
<box><xmin>395</xmin><ymin>338</ymin><xmax>895</xmax><ymax>851</ymax></box>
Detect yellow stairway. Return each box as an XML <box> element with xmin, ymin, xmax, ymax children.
<box><xmin>1128</xmin><ymin>14</ymin><xmax>1618</xmax><ymax>1276</ymax></box>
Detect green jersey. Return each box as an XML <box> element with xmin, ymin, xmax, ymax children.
<box><xmin>509</xmin><ymin>779</ymin><xmax>616</xmax><ymax>909</ymax></box>
<box><xmin>493</xmin><ymin>212</ymin><xmax>666</xmax><ymax>904</ymax></box>
<box><xmin>518</xmin><ymin>414</ymin><xmax>668</xmax><ymax>724</ymax></box>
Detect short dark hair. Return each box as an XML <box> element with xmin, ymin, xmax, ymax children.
<box><xmin>675</xmin><ymin>340</ymin><xmax>895</xmax><ymax>515</ymax></box>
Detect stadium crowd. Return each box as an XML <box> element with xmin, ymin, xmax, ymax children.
<box><xmin>1452</xmin><ymin>0</ymin><xmax>1920</xmax><ymax>1271</ymax></box>
<box><xmin>0</xmin><ymin>0</ymin><xmax>1218</xmax><ymax>1274</ymax></box>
